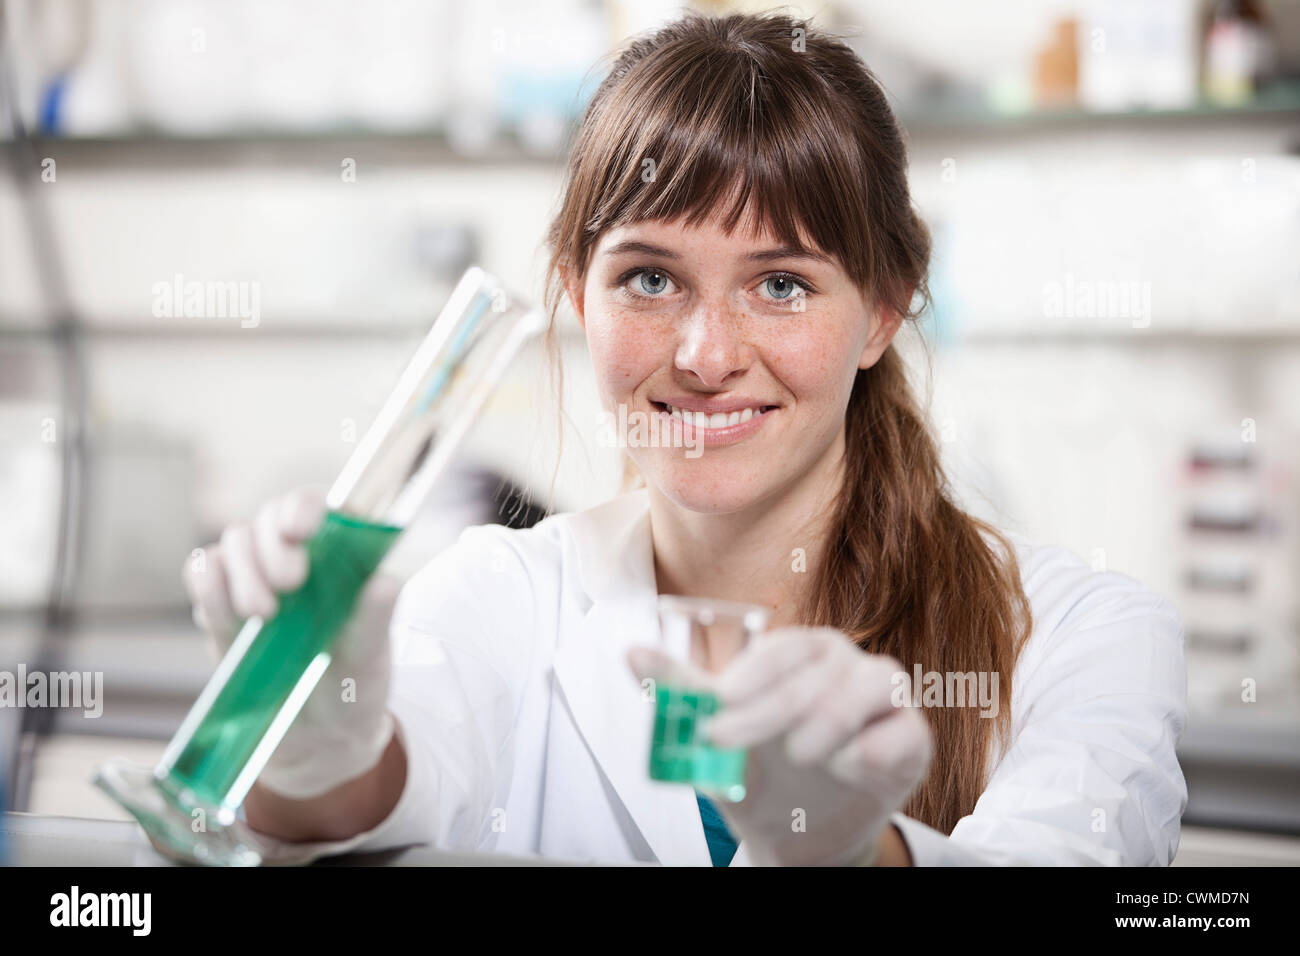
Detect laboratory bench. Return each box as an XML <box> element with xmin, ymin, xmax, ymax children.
<box><xmin>0</xmin><ymin>812</ymin><xmax>586</xmax><ymax>867</ymax></box>
<box><xmin>4</xmin><ymin>812</ymin><xmax>1300</xmax><ymax>867</ymax></box>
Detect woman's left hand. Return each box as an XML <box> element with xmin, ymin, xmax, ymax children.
<box><xmin>629</xmin><ymin>625</ymin><xmax>932</xmax><ymax>866</ymax></box>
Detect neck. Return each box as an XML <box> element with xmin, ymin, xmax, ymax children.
<box><xmin>648</xmin><ymin>431</ymin><xmax>846</xmax><ymax>630</ymax></box>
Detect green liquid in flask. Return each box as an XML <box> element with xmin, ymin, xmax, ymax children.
<box><xmin>164</xmin><ymin>511</ymin><xmax>401</xmax><ymax>810</ymax></box>
<box><xmin>649</xmin><ymin>684</ymin><xmax>747</xmax><ymax>802</ymax></box>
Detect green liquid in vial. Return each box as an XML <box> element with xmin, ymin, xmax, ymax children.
<box><xmin>649</xmin><ymin>684</ymin><xmax>747</xmax><ymax>802</ymax></box>
<box><xmin>165</xmin><ymin>511</ymin><xmax>401</xmax><ymax>810</ymax></box>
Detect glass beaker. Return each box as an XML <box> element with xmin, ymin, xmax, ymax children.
<box><xmin>92</xmin><ymin>266</ymin><xmax>546</xmax><ymax>866</ymax></box>
<box><xmin>648</xmin><ymin>595</ymin><xmax>770</xmax><ymax>803</ymax></box>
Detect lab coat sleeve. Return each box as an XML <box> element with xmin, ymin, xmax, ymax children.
<box><xmin>890</xmin><ymin>590</ymin><xmax>1189</xmax><ymax>866</ymax></box>
<box><xmin>242</xmin><ymin>523</ymin><xmax>532</xmax><ymax>865</ymax></box>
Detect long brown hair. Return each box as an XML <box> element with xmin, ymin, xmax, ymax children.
<box><xmin>541</xmin><ymin>11</ymin><xmax>1032</xmax><ymax>835</ymax></box>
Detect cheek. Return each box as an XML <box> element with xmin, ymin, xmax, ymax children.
<box><xmin>586</xmin><ymin>309</ymin><xmax>666</xmax><ymax>398</ymax></box>
<box><xmin>760</xmin><ymin>317</ymin><xmax>861</xmax><ymax>404</ymax></box>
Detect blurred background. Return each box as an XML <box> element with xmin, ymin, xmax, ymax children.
<box><xmin>0</xmin><ymin>0</ymin><xmax>1297</xmax><ymax>865</ymax></box>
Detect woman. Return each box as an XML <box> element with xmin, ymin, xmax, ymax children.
<box><xmin>186</xmin><ymin>12</ymin><xmax>1187</xmax><ymax>866</ymax></box>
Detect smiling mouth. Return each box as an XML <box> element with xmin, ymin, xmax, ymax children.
<box><xmin>650</xmin><ymin>401</ymin><xmax>778</xmax><ymax>429</ymax></box>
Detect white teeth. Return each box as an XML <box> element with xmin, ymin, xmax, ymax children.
<box><xmin>662</xmin><ymin>404</ymin><xmax>766</xmax><ymax>428</ymax></box>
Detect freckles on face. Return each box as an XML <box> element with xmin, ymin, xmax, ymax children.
<box><xmin>765</xmin><ymin>319</ymin><xmax>857</xmax><ymax>400</ymax></box>
<box><xmin>578</xmin><ymin>215</ymin><xmax>876</xmax><ymax>512</ymax></box>
<box><xmin>583</xmin><ymin>284</ymin><xmax>864</xmax><ymax>417</ymax></box>
<box><xmin>584</xmin><ymin>304</ymin><xmax>668</xmax><ymax>406</ymax></box>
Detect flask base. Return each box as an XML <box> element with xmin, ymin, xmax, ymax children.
<box><xmin>91</xmin><ymin>758</ymin><xmax>262</xmax><ymax>867</ymax></box>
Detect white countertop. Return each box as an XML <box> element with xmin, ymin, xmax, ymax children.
<box><xmin>0</xmin><ymin>811</ymin><xmax>586</xmax><ymax>867</ymax></box>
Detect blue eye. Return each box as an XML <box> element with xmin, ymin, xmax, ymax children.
<box><xmin>637</xmin><ymin>270</ymin><xmax>670</xmax><ymax>295</ymax></box>
<box><xmin>761</xmin><ymin>274</ymin><xmax>805</xmax><ymax>300</ymax></box>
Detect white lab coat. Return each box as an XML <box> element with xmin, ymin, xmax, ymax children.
<box><xmin>253</xmin><ymin>486</ymin><xmax>1188</xmax><ymax>866</ymax></box>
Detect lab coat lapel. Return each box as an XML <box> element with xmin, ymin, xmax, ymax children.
<box><xmin>554</xmin><ymin>598</ymin><xmax>713</xmax><ymax>866</ymax></box>
<box><xmin>552</xmin><ymin>490</ymin><xmax>713</xmax><ymax>867</ymax></box>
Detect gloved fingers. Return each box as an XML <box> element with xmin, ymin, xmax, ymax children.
<box><xmin>782</xmin><ymin>654</ymin><xmax>904</xmax><ymax>766</ymax></box>
<box><xmin>219</xmin><ymin>523</ymin><xmax>278</xmax><ymax>621</ymax></box>
<box><xmin>278</xmin><ymin>484</ymin><xmax>329</xmax><ymax>543</ymax></box>
<box><xmin>713</xmin><ymin>626</ymin><xmax>832</xmax><ymax>706</ymax></box>
<box><xmin>253</xmin><ymin>496</ymin><xmax>310</xmax><ymax>593</ymax></box>
<box><xmin>825</xmin><ymin>704</ymin><xmax>933</xmax><ymax>791</ymax></box>
<box><xmin>182</xmin><ymin>543</ymin><xmax>238</xmax><ymax>641</ymax></box>
<box><xmin>703</xmin><ymin>646</ymin><xmax>846</xmax><ymax>750</ymax></box>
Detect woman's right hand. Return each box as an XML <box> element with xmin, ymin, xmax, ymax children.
<box><xmin>182</xmin><ymin>485</ymin><xmax>400</xmax><ymax>801</ymax></box>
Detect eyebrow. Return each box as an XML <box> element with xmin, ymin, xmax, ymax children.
<box><xmin>602</xmin><ymin>239</ymin><xmax>833</xmax><ymax>266</ymax></box>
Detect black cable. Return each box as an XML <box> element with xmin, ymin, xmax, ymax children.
<box><xmin>0</xmin><ymin>0</ymin><xmax>91</xmax><ymax>812</ymax></box>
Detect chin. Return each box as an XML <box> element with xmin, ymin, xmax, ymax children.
<box><xmin>641</xmin><ymin>454</ymin><xmax>770</xmax><ymax>516</ymax></box>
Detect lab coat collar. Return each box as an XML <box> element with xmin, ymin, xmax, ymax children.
<box><xmin>565</xmin><ymin>486</ymin><xmax>652</xmax><ymax>610</ymax></box>
<box><xmin>554</xmin><ymin>486</ymin><xmax>751</xmax><ymax>866</ymax></box>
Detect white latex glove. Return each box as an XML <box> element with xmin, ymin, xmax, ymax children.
<box><xmin>182</xmin><ymin>485</ymin><xmax>399</xmax><ymax>801</ymax></box>
<box><xmin>628</xmin><ymin>626</ymin><xmax>932</xmax><ymax>866</ymax></box>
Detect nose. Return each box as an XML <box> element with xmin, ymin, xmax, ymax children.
<box><xmin>673</xmin><ymin>300</ymin><xmax>750</xmax><ymax>389</ymax></box>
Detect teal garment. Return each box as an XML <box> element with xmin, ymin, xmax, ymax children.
<box><xmin>695</xmin><ymin>790</ymin><xmax>738</xmax><ymax>866</ymax></box>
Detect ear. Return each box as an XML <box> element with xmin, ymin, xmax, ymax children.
<box><xmin>857</xmin><ymin>299</ymin><xmax>904</xmax><ymax>370</ymax></box>
<box><xmin>558</xmin><ymin>263</ymin><xmax>586</xmax><ymax>332</ymax></box>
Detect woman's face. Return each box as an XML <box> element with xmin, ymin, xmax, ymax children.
<box><xmin>569</xmin><ymin>207</ymin><xmax>900</xmax><ymax>515</ymax></box>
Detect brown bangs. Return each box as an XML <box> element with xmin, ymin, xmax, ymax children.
<box><xmin>557</xmin><ymin>26</ymin><xmax>878</xmax><ymax>293</ymax></box>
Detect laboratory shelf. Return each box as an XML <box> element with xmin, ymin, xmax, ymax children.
<box><xmin>898</xmin><ymin>83</ymin><xmax>1300</xmax><ymax>135</ymax></box>
<box><xmin>6</xmin><ymin>129</ymin><xmax>569</xmax><ymax>169</ymax></box>
<box><xmin>1178</xmin><ymin>706</ymin><xmax>1300</xmax><ymax>835</ymax></box>
<box><xmin>5</xmin><ymin>82</ymin><xmax>1297</xmax><ymax>168</ymax></box>
<box><xmin>1180</xmin><ymin>708</ymin><xmax>1300</xmax><ymax>766</ymax></box>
